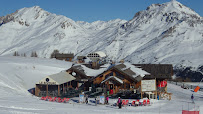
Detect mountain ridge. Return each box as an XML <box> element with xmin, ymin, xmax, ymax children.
<box><xmin>0</xmin><ymin>1</ymin><xmax>203</xmax><ymax>81</ymax></box>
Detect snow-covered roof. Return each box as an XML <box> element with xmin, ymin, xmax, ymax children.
<box><xmin>73</xmin><ymin>64</ymin><xmax>111</xmax><ymax>77</ymax></box>
<box><xmin>121</xmin><ymin>62</ymin><xmax>150</xmax><ymax>78</ymax></box>
<box><xmin>101</xmin><ymin>76</ymin><xmax>123</xmax><ymax>84</ymax></box>
<box><xmin>36</xmin><ymin>72</ymin><xmax>76</xmax><ymax>85</ymax></box>
<box><xmin>87</xmin><ymin>51</ymin><xmax>106</xmax><ymax>58</ymax></box>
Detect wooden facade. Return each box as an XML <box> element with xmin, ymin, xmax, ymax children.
<box><xmin>63</xmin><ymin>63</ymin><xmax>173</xmax><ymax>98</ymax></box>
<box><xmin>133</xmin><ymin>64</ymin><xmax>173</xmax><ymax>99</ymax></box>
<box><xmin>92</xmin><ymin>66</ymin><xmax>142</xmax><ymax>95</ymax></box>
<box><xmin>35</xmin><ymin>72</ymin><xmax>75</xmax><ymax>97</ymax></box>
<box><xmin>51</xmin><ymin>53</ymin><xmax>74</xmax><ymax>62</ymax></box>
<box><xmin>66</xmin><ymin>65</ymin><xmax>92</xmax><ymax>91</ymax></box>
<box><xmin>133</xmin><ymin>64</ymin><xmax>173</xmax><ymax>79</ymax></box>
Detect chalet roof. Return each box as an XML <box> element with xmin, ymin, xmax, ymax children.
<box><xmin>69</xmin><ymin>64</ymin><xmax>111</xmax><ymax>77</ymax></box>
<box><xmin>87</xmin><ymin>51</ymin><xmax>106</xmax><ymax>58</ymax></box>
<box><xmin>113</xmin><ymin>63</ymin><xmax>150</xmax><ymax>81</ymax></box>
<box><xmin>101</xmin><ymin>76</ymin><xmax>123</xmax><ymax>84</ymax></box>
<box><xmin>36</xmin><ymin>72</ymin><xmax>76</xmax><ymax>85</ymax></box>
<box><xmin>92</xmin><ymin>62</ymin><xmax>150</xmax><ymax>82</ymax></box>
<box><xmin>54</xmin><ymin>53</ymin><xmax>74</xmax><ymax>58</ymax></box>
<box><xmin>133</xmin><ymin>64</ymin><xmax>173</xmax><ymax>79</ymax></box>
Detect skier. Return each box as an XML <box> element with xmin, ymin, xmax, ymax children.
<box><xmin>85</xmin><ymin>95</ymin><xmax>88</xmax><ymax>104</ymax></box>
<box><xmin>117</xmin><ymin>97</ymin><xmax>122</xmax><ymax>109</ymax></box>
<box><xmin>191</xmin><ymin>94</ymin><xmax>194</xmax><ymax>103</ymax></box>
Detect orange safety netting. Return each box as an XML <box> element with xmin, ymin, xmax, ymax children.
<box><xmin>194</xmin><ymin>86</ymin><xmax>200</xmax><ymax>92</ymax></box>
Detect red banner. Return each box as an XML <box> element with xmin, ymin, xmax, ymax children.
<box><xmin>182</xmin><ymin>110</ymin><xmax>200</xmax><ymax>114</ymax></box>
<box><xmin>158</xmin><ymin>81</ymin><xmax>167</xmax><ymax>87</ymax></box>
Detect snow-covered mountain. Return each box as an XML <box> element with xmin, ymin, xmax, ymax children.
<box><xmin>0</xmin><ymin>0</ymin><xmax>203</xmax><ymax>80</ymax></box>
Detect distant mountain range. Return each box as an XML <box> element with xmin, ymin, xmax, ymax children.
<box><xmin>0</xmin><ymin>0</ymin><xmax>202</xmax><ymax>81</ymax></box>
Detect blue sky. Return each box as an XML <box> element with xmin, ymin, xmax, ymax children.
<box><xmin>0</xmin><ymin>0</ymin><xmax>202</xmax><ymax>22</ymax></box>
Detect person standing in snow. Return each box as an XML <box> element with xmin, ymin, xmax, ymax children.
<box><xmin>117</xmin><ymin>97</ymin><xmax>122</xmax><ymax>109</ymax></box>
<box><xmin>95</xmin><ymin>97</ymin><xmax>97</xmax><ymax>106</ymax></box>
<box><xmin>106</xmin><ymin>96</ymin><xmax>109</xmax><ymax>104</ymax></box>
<box><xmin>191</xmin><ymin>94</ymin><xmax>194</xmax><ymax>103</ymax></box>
<box><xmin>85</xmin><ymin>95</ymin><xmax>88</xmax><ymax>104</ymax></box>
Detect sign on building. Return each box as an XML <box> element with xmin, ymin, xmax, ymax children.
<box><xmin>79</xmin><ymin>94</ymin><xmax>84</xmax><ymax>103</ymax></box>
<box><xmin>141</xmin><ymin>79</ymin><xmax>156</xmax><ymax>92</ymax></box>
<box><xmin>99</xmin><ymin>96</ymin><xmax>105</xmax><ymax>104</ymax></box>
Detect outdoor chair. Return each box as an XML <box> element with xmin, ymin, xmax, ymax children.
<box><xmin>50</xmin><ymin>97</ymin><xmax>57</xmax><ymax>102</ymax></box>
<box><xmin>125</xmin><ymin>100</ymin><xmax>129</xmax><ymax>106</ymax></box>
<box><xmin>139</xmin><ymin>99</ymin><xmax>143</xmax><ymax>106</ymax></box>
<box><xmin>44</xmin><ymin>96</ymin><xmax>49</xmax><ymax>101</ymax></box>
<box><xmin>57</xmin><ymin>97</ymin><xmax>62</xmax><ymax>103</ymax></box>
<box><xmin>61</xmin><ymin>98</ymin><xmax>67</xmax><ymax>103</ymax></box>
<box><xmin>121</xmin><ymin>100</ymin><xmax>125</xmax><ymax>106</ymax></box>
<box><xmin>64</xmin><ymin>98</ymin><xmax>70</xmax><ymax>103</ymax></box>
<box><xmin>40</xmin><ymin>96</ymin><xmax>45</xmax><ymax>100</ymax></box>
<box><xmin>131</xmin><ymin>100</ymin><xmax>136</xmax><ymax>106</ymax></box>
<box><xmin>48</xmin><ymin>97</ymin><xmax>53</xmax><ymax>101</ymax></box>
<box><xmin>135</xmin><ymin>100</ymin><xmax>139</xmax><ymax>106</ymax></box>
<box><xmin>143</xmin><ymin>99</ymin><xmax>146</xmax><ymax>106</ymax></box>
<box><xmin>147</xmin><ymin>99</ymin><xmax>150</xmax><ymax>105</ymax></box>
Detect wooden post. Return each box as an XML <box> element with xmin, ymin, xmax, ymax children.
<box><xmin>58</xmin><ymin>85</ymin><xmax>60</xmax><ymax>96</ymax></box>
<box><xmin>46</xmin><ymin>84</ymin><xmax>48</xmax><ymax>96</ymax></box>
<box><xmin>155</xmin><ymin>78</ymin><xmax>157</xmax><ymax>100</ymax></box>
<box><xmin>165</xmin><ymin>80</ymin><xmax>168</xmax><ymax>92</ymax></box>
<box><xmin>63</xmin><ymin>83</ymin><xmax>65</xmax><ymax>94</ymax></box>
<box><xmin>141</xmin><ymin>81</ymin><xmax>143</xmax><ymax>99</ymax></box>
<box><xmin>35</xmin><ymin>85</ymin><xmax>39</xmax><ymax>96</ymax></box>
<box><xmin>113</xmin><ymin>72</ymin><xmax>116</xmax><ymax>76</ymax></box>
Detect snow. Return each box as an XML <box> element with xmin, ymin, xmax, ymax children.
<box><xmin>121</xmin><ymin>62</ymin><xmax>150</xmax><ymax>77</ymax></box>
<box><xmin>101</xmin><ymin>76</ymin><xmax>123</xmax><ymax>84</ymax></box>
<box><xmin>0</xmin><ymin>57</ymin><xmax>202</xmax><ymax>114</ymax></box>
<box><xmin>0</xmin><ymin>0</ymin><xmax>203</xmax><ymax>73</ymax></box>
<box><xmin>74</xmin><ymin>64</ymin><xmax>110</xmax><ymax>76</ymax></box>
<box><xmin>0</xmin><ymin>56</ymin><xmax>72</xmax><ymax>90</ymax></box>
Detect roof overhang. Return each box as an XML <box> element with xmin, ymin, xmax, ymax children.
<box><xmin>36</xmin><ymin>72</ymin><xmax>76</xmax><ymax>85</ymax></box>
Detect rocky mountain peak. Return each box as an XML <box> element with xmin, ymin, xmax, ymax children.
<box><xmin>121</xmin><ymin>0</ymin><xmax>202</xmax><ymax>31</ymax></box>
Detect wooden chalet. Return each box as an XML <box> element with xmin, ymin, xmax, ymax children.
<box><xmin>133</xmin><ymin>64</ymin><xmax>173</xmax><ymax>80</ymax></box>
<box><xmin>35</xmin><ymin>72</ymin><xmax>76</xmax><ymax>97</ymax></box>
<box><xmin>133</xmin><ymin>64</ymin><xmax>173</xmax><ymax>99</ymax></box>
<box><xmin>51</xmin><ymin>53</ymin><xmax>74</xmax><ymax>62</ymax></box>
<box><xmin>134</xmin><ymin>64</ymin><xmax>173</xmax><ymax>92</ymax></box>
<box><xmin>92</xmin><ymin>63</ymin><xmax>150</xmax><ymax>95</ymax></box>
<box><xmin>66</xmin><ymin>64</ymin><xmax>110</xmax><ymax>91</ymax></box>
<box><xmin>66</xmin><ymin>65</ymin><xmax>90</xmax><ymax>90</ymax></box>
<box><xmin>58</xmin><ymin>62</ymin><xmax>173</xmax><ymax>99</ymax></box>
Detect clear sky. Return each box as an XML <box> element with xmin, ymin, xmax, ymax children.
<box><xmin>0</xmin><ymin>0</ymin><xmax>202</xmax><ymax>22</ymax></box>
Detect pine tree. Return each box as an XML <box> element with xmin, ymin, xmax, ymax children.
<box><xmin>24</xmin><ymin>53</ymin><xmax>26</xmax><ymax>57</ymax></box>
<box><xmin>13</xmin><ymin>51</ymin><xmax>19</xmax><ymax>56</ymax></box>
<box><xmin>31</xmin><ymin>51</ymin><xmax>38</xmax><ymax>57</ymax></box>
